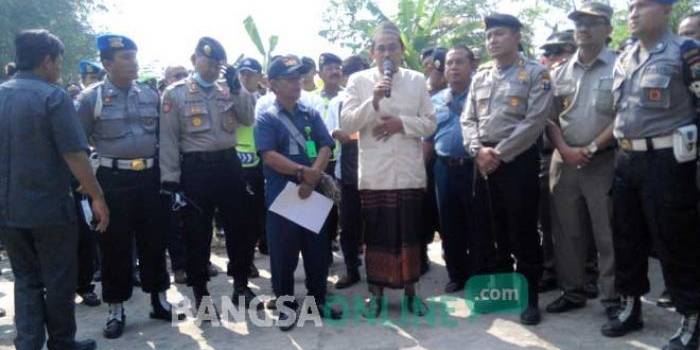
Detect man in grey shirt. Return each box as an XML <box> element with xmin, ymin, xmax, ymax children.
<box><xmin>461</xmin><ymin>13</ymin><xmax>553</xmax><ymax>326</ymax></box>
<box><xmin>545</xmin><ymin>2</ymin><xmax>619</xmax><ymax>319</ymax></box>
<box><xmin>0</xmin><ymin>29</ymin><xmax>108</xmax><ymax>350</ymax></box>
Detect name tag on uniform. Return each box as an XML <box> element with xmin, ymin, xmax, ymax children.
<box><xmin>305</xmin><ymin>140</ymin><xmax>318</xmax><ymax>158</ymax></box>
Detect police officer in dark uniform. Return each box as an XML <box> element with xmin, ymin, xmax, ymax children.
<box><xmin>600</xmin><ymin>1</ymin><xmax>700</xmax><ymax>348</ymax></box>
<box><xmin>78</xmin><ymin>60</ymin><xmax>104</xmax><ymax>89</ymax></box>
<box><xmin>255</xmin><ymin>55</ymin><xmax>342</xmax><ymax>331</ymax></box>
<box><xmin>461</xmin><ymin>14</ymin><xmax>553</xmax><ymax>325</ymax></box>
<box><xmin>160</xmin><ymin>37</ymin><xmax>259</xmax><ymax>314</ymax></box>
<box><xmin>77</xmin><ymin>34</ymin><xmax>183</xmax><ymax>339</ymax></box>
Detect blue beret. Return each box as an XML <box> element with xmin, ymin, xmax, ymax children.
<box><xmin>652</xmin><ymin>0</ymin><xmax>677</xmax><ymax>3</ymax></box>
<box><xmin>78</xmin><ymin>60</ymin><xmax>102</xmax><ymax>75</ymax></box>
<box><xmin>237</xmin><ymin>57</ymin><xmax>262</xmax><ymax>74</ymax></box>
<box><xmin>195</xmin><ymin>37</ymin><xmax>227</xmax><ymax>63</ymax></box>
<box><xmin>268</xmin><ymin>55</ymin><xmax>311</xmax><ymax>80</ymax></box>
<box><xmin>318</xmin><ymin>53</ymin><xmax>342</xmax><ymax>69</ymax></box>
<box><xmin>96</xmin><ymin>34</ymin><xmax>137</xmax><ymax>53</ymax></box>
<box><xmin>484</xmin><ymin>13</ymin><xmax>523</xmax><ymax>30</ymax></box>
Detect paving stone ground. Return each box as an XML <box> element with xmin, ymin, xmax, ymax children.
<box><xmin>0</xmin><ymin>240</ymin><xmax>680</xmax><ymax>350</ymax></box>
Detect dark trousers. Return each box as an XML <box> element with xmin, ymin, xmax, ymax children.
<box><xmin>538</xmin><ymin>153</ymin><xmax>556</xmax><ymax>281</ymax></box>
<box><xmin>434</xmin><ymin>157</ymin><xmax>476</xmax><ymax>284</ymax></box>
<box><xmin>73</xmin><ymin>194</ymin><xmax>97</xmax><ymax>295</ymax></box>
<box><xmin>165</xmin><ymin>206</ymin><xmax>186</xmax><ymax>272</ymax></box>
<box><xmin>266</xmin><ymin>211</ymin><xmax>330</xmax><ymax>305</ymax></box>
<box><xmin>180</xmin><ymin>150</ymin><xmax>255</xmax><ymax>290</ymax></box>
<box><xmin>97</xmin><ymin>167</ymin><xmax>170</xmax><ymax>303</ymax></box>
<box><xmin>473</xmin><ymin>146</ymin><xmax>543</xmax><ymax>305</ymax></box>
<box><xmin>612</xmin><ymin>149</ymin><xmax>700</xmax><ymax>314</ymax></box>
<box><xmin>0</xmin><ymin>224</ymin><xmax>78</xmax><ymax>350</ymax></box>
<box><xmin>324</xmin><ymin>161</ymin><xmax>339</xmax><ymax>262</ymax></box>
<box><xmin>242</xmin><ymin>164</ymin><xmax>267</xmax><ymax>253</ymax></box>
<box><xmin>340</xmin><ymin>181</ymin><xmax>363</xmax><ymax>272</ymax></box>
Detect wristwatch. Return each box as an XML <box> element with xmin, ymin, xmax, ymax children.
<box><xmin>586</xmin><ymin>141</ymin><xmax>598</xmax><ymax>155</ymax></box>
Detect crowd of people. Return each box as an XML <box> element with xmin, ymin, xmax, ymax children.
<box><xmin>1</xmin><ymin>0</ymin><xmax>700</xmax><ymax>349</ymax></box>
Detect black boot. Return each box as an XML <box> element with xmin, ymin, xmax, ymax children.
<box><xmin>103</xmin><ymin>304</ymin><xmax>125</xmax><ymax>339</ymax></box>
<box><xmin>150</xmin><ymin>292</ymin><xmax>186</xmax><ymax>321</ymax></box>
<box><xmin>193</xmin><ymin>285</ymin><xmax>220</xmax><ymax>322</ymax></box>
<box><xmin>70</xmin><ymin>339</ymin><xmax>97</xmax><ymax>350</ymax></box>
<box><xmin>232</xmin><ymin>286</ymin><xmax>263</xmax><ymax>310</ymax></box>
<box><xmin>663</xmin><ymin>313</ymin><xmax>699</xmax><ymax>350</ymax></box>
<box><xmin>601</xmin><ymin>296</ymin><xmax>643</xmax><ymax>337</ymax></box>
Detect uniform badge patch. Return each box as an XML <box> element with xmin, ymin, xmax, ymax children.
<box><xmin>648</xmin><ymin>89</ymin><xmax>662</xmax><ymax>101</ymax></box>
<box><xmin>510</xmin><ymin>97</ymin><xmax>520</xmax><ymax>107</ymax></box>
<box><xmin>518</xmin><ymin>70</ymin><xmax>528</xmax><ymax>82</ymax></box>
<box><xmin>541</xmin><ymin>71</ymin><xmax>552</xmax><ymax>92</ymax></box>
<box><xmin>192</xmin><ymin>116</ymin><xmax>203</xmax><ymax>127</ymax></box>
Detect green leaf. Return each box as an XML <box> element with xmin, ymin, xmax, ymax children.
<box><xmin>243</xmin><ymin>15</ymin><xmax>266</xmax><ymax>57</ymax></box>
<box><xmin>268</xmin><ymin>35</ymin><xmax>279</xmax><ymax>54</ymax></box>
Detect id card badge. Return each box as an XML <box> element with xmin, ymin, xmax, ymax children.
<box><xmin>80</xmin><ymin>197</ymin><xmax>95</xmax><ymax>230</ymax></box>
<box><xmin>673</xmin><ymin>124</ymin><xmax>697</xmax><ymax>163</ymax></box>
<box><xmin>305</xmin><ymin>140</ymin><xmax>318</xmax><ymax>158</ymax></box>
<box><xmin>303</xmin><ymin>126</ymin><xmax>318</xmax><ymax>158</ymax></box>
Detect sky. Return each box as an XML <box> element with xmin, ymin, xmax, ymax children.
<box><xmin>88</xmin><ymin>0</ymin><xmax>629</xmax><ymax>76</ymax></box>
<box><xmin>89</xmin><ymin>0</ymin><xmax>398</xmax><ymax>74</ymax></box>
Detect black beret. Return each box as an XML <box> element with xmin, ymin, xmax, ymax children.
<box><xmin>484</xmin><ymin>13</ymin><xmax>523</xmax><ymax>31</ymax></box>
<box><xmin>195</xmin><ymin>37</ymin><xmax>227</xmax><ymax>63</ymax></box>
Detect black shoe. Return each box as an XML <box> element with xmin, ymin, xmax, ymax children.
<box><xmin>335</xmin><ymin>271</ymin><xmax>360</xmax><ymax>289</ymax></box>
<box><xmin>207</xmin><ymin>263</ymin><xmax>219</xmax><ymax>277</ymax></box>
<box><xmin>0</xmin><ymin>308</ymin><xmax>5</xmax><ymax>318</ymax></box>
<box><xmin>658</xmin><ymin>289</ymin><xmax>674</xmax><ymax>308</ymax></box>
<box><xmin>150</xmin><ymin>293</ymin><xmax>186</xmax><ymax>321</ymax></box>
<box><xmin>249</xmin><ymin>264</ymin><xmax>260</xmax><ymax>279</ymax></box>
<box><xmin>545</xmin><ymin>295</ymin><xmax>585</xmax><ymax>314</ymax></box>
<box><xmin>173</xmin><ymin>270</ymin><xmax>187</xmax><ymax>284</ymax></box>
<box><xmin>601</xmin><ymin>296</ymin><xmax>643</xmax><ymax>337</ymax></box>
<box><xmin>404</xmin><ymin>296</ymin><xmax>429</xmax><ymax>317</ymax></box>
<box><xmin>663</xmin><ymin>313</ymin><xmax>699</xmax><ymax>350</ymax></box>
<box><xmin>444</xmin><ymin>280</ymin><xmax>465</xmax><ymax>293</ymax></box>
<box><xmin>362</xmin><ymin>296</ymin><xmax>384</xmax><ymax>319</ymax></box>
<box><xmin>70</xmin><ymin>339</ymin><xmax>97</xmax><ymax>350</ymax></box>
<box><xmin>233</xmin><ymin>287</ymin><xmax>263</xmax><ymax>310</ymax></box>
<box><xmin>538</xmin><ymin>278</ymin><xmax>558</xmax><ymax>293</ymax></box>
<box><xmin>584</xmin><ymin>282</ymin><xmax>599</xmax><ymax>299</ymax></box>
<box><xmin>79</xmin><ymin>291</ymin><xmax>101</xmax><ymax>307</ymax></box>
<box><xmin>605</xmin><ymin>304</ymin><xmax>621</xmax><ymax>320</ymax></box>
<box><xmin>520</xmin><ymin>305</ymin><xmax>541</xmax><ymax>325</ymax></box>
<box><xmin>319</xmin><ymin>303</ymin><xmax>343</xmax><ymax>320</ymax></box>
<box><xmin>103</xmin><ymin>312</ymin><xmax>126</xmax><ymax>339</ymax></box>
<box><xmin>266</xmin><ymin>298</ymin><xmax>277</xmax><ymax>310</ymax></box>
<box><xmin>277</xmin><ymin>300</ymin><xmax>299</xmax><ymax>332</ymax></box>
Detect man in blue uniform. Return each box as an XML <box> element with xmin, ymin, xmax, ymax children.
<box><xmin>255</xmin><ymin>55</ymin><xmax>342</xmax><ymax>331</ymax></box>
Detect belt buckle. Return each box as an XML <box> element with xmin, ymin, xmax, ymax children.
<box><xmin>131</xmin><ymin>159</ymin><xmax>146</xmax><ymax>171</ymax></box>
<box><xmin>620</xmin><ymin>139</ymin><xmax>632</xmax><ymax>150</ymax></box>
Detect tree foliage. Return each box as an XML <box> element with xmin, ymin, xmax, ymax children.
<box><xmin>320</xmin><ymin>0</ymin><xmax>494</xmax><ymax>70</ymax></box>
<box><xmin>0</xmin><ymin>0</ymin><xmax>105</xmax><ymax>83</ymax></box>
<box><xmin>243</xmin><ymin>15</ymin><xmax>278</xmax><ymax>70</ymax></box>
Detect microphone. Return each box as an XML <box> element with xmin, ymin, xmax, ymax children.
<box><xmin>382</xmin><ymin>58</ymin><xmax>394</xmax><ymax>98</ymax></box>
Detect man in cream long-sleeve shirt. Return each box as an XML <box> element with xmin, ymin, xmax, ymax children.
<box><xmin>340</xmin><ymin>21</ymin><xmax>436</xmax><ymax>318</ymax></box>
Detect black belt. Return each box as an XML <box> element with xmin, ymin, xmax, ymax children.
<box><xmin>182</xmin><ymin>148</ymin><xmax>237</xmax><ymax>163</ymax></box>
<box><xmin>437</xmin><ymin>156</ymin><xmax>471</xmax><ymax>167</ymax></box>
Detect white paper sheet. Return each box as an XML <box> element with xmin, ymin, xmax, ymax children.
<box><xmin>269</xmin><ymin>182</ymin><xmax>334</xmax><ymax>234</ymax></box>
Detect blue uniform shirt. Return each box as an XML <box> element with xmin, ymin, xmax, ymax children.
<box><xmin>427</xmin><ymin>87</ymin><xmax>470</xmax><ymax>158</ymax></box>
<box><xmin>255</xmin><ymin>101</ymin><xmax>334</xmax><ymax>206</ymax></box>
<box><xmin>0</xmin><ymin>72</ymin><xmax>89</xmax><ymax>228</ymax></box>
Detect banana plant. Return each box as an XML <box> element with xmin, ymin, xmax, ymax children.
<box><xmin>243</xmin><ymin>15</ymin><xmax>278</xmax><ymax>70</ymax></box>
